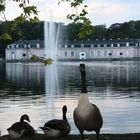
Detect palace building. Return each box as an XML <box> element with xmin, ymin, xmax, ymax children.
<box><xmin>5</xmin><ymin>38</ymin><xmax>140</xmax><ymax>60</ymax></box>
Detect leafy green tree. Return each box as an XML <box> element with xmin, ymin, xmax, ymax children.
<box><xmin>67</xmin><ymin>23</ymin><xmax>82</xmax><ymax>40</ymax></box>
<box><xmin>0</xmin><ymin>0</ymin><xmax>91</xmax><ymax>39</ymax></box>
<box><xmin>90</xmin><ymin>25</ymin><xmax>107</xmax><ymax>40</ymax></box>
<box><xmin>0</xmin><ymin>0</ymin><xmax>38</xmax><ymax>23</ymax></box>
<box><xmin>17</xmin><ymin>21</ymin><xmax>43</xmax><ymax>40</ymax></box>
<box><xmin>59</xmin><ymin>0</ymin><xmax>91</xmax><ymax>38</ymax></box>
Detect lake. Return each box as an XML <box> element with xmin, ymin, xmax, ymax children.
<box><xmin>0</xmin><ymin>61</ymin><xmax>140</xmax><ymax>135</ymax></box>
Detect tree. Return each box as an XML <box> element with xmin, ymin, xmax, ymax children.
<box><xmin>90</xmin><ymin>25</ymin><xmax>107</xmax><ymax>40</ymax></box>
<box><xmin>0</xmin><ymin>0</ymin><xmax>38</xmax><ymax>23</ymax></box>
<box><xmin>59</xmin><ymin>0</ymin><xmax>91</xmax><ymax>38</ymax></box>
<box><xmin>0</xmin><ymin>0</ymin><xmax>90</xmax><ymax>39</ymax></box>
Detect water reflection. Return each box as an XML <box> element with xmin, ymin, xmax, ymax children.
<box><xmin>45</xmin><ymin>64</ymin><xmax>60</xmax><ymax>118</ymax></box>
<box><xmin>0</xmin><ymin>61</ymin><xmax>140</xmax><ymax>135</ymax></box>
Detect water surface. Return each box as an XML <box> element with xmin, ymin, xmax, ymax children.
<box><xmin>0</xmin><ymin>61</ymin><xmax>140</xmax><ymax>135</ymax></box>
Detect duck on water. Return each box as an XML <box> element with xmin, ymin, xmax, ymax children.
<box><xmin>73</xmin><ymin>64</ymin><xmax>103</xmax><ymax>140</ymax></box>
<box><xmin>7</xmin><ymin>114</ymin><xmax>35</xmax><ymax>139</ymax></box>
<box><xmin>40</xmin><ymin>105</ymin><xmax>71</xmax><ymax>137</ymax></box>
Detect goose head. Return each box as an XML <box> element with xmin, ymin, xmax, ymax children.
<box><xmin>62</xmin><ymin>105</ymin><xmax>67</xmax><ymax>114</ymax></box>
<box><xmin>20</xmin><ymin>114</ymin><xmax>30</xmax><ymax>122</ymax></box>
<box><xmin>79</xmin><ymin>64</ymin><xmax>85</xmax><ymax>72</ymax></box>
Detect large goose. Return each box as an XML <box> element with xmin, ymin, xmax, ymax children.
<box><xmin>7</xmin><ymin>114</ymin><xmax>35</xmax><ymax>139</ymax></box>
<box><xmin>73</xmin><ymin>64</ymin><xmax>103</xmax><ymax>140</ymax></box>
<box><xmin>40</xmin><ymin>105</ymin><xmax>71</xmax><ymax>137</ymax></box>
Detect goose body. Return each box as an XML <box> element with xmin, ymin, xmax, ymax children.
<box><xmin>73</xmin><ymin>64</ymin><xmax>103</xmax><ymax>140</ymax></box>
<box><xmin>40</xmin><ymin>105</ymin><xmax>71</xmax><ymax>137</ymax></box>
<box><xmin>7</xmin><ymin>114</ymin><xmax>35</xmax><ymax>139</ymax></box>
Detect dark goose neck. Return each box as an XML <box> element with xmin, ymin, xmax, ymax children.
<box><xmin>20</xmin><ymin>116</ymin><xmax>24</xmax><ymax>122</ymax></box>
<box><xmin>62</xmin><ymin>106</ymin><xmax>68</xmax><ymax>122</ymax></box>
<box><xmin>63</xmin><ymin>112</ymin><xmax>67</xmax><ymax>121</ymax></box>
<box><xmin>80</xmin><ymin>64</ymin><xmax>87</xmax><ymax>93</ymax></box>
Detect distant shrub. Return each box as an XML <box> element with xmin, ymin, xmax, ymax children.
<box><xmin>30</xmin><ymin>55</ymin><xmax>39</xmax><ymax>61</ymax></box>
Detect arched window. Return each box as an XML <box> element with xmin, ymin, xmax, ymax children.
<box><xmin>23</xmin><ymin>53</ymin><xmax>26</xmax><ymax>57</ymax></box>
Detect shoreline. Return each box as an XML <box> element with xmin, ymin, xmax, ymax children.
<box><xmin>1</xmin><ymin>57</ymin><xmax>140</xmax><ymax>63</ymax></box>
<box><xmin>0</xmin><ymin>133</ymin><xmax>140</xmax><ymax>140</ymax></box>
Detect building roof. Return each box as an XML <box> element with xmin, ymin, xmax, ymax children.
<box><xmin>9</xmin><ymin>40</ymin><xmax>44</xmax><ymax>48</ymax></box>
<box><xmin>7</xmin><ymin>39</ymin><xmax>140</xmax><ymax>49</ymax></box>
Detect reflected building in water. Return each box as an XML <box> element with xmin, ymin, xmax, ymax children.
<box><xmin>5</xmin><ymin>61</ymin><xmax>140</xmax><ymax>95</ymax></box>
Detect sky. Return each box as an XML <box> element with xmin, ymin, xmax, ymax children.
<box><xmin>4</xmin><ymin>0</ymin><xmax>140</xmax><ymax>27</ymax></box>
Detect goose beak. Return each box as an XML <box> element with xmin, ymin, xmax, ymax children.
<box><xmin>26</xmin><ymin>116</ymin><xmax>30</xmax><ymax>122</ymax></box>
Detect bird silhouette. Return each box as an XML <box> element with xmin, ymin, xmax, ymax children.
<box><xmin>73</xmin><ymin>64</ymin><xmax>103</xmax><ymax>140</ymax></box>
<box><xmin>40</xmin><ymin>105</ymin><xmax>71</xmax><ymax>137</ymax></box>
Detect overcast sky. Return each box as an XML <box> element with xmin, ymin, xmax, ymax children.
<box><xmin>4</xmin><ymin>0</ymin><xmax>140</xmax><ymax>27</ymax></box>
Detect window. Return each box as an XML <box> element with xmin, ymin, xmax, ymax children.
<box><xmin>91</xmin><ymin>51</ymin><xmax>94</xmax><ymax>56</ymax></box>
<box><xmin>113</xmin><ymin>44</ymin><xmax>118</xmax><ymax>47</ymax></box>
<box><xmin>84</xmin><ymin>44</ymin><xmax>90</xmax><ymax>48</ymax></box>
<box><xmin>23</xmin><ymin>53</ymin><xmax>26</xmax><ymax>57</ymax></box>
<box><xmin>64</xmin><ymin>51</ymin><xmax>67</xmax><ymax>56</ymax></box>
<box><xmin>94</xmin><ymin>44</ymin><xmax>97</xmax><ymax>47</ymax></box>
<box><xmin>120</xmin><ymin>43</ymin><xmax>126</xmax><ymax>47</ymax></box>
<box><xmin>31</xmin><ymin>44</ymin><xmax>36</xmax><ymax>48</ymax></box>
<box><xmin>108</xmin><ymin>53</ymin><xmax>112</xmax><ymax>56</ymax></box>
<box><xmin>107</xmin><ymin>44</ymin><xmax>111</xmax><ymax>47</ymax></box>
<box><xmin>71</xmin><ymin>51</ymin><xmax>74</xmax><ymax>56</ymax></box>
<box><xmin>67</xmin><ymin>45</ymin><xmax>71</xmax><ymax>48</ymax></box>
<box><xmin>100</xmin><ymin>44</ymin><xmax>104</xmax><ymax>47</ymax></box>
<box><xmin>129</xmin><ymin>43</ymin><xmax>136</xmax><ymax>46</ymax></box>
<box><xmin>74</xmin><ymin>44</ymin><xmax>80</xmax><ymax>48</ymax></box>
<box><xmin>97</xmin><ymin>50</ymin><xmax>100</xmax><ymax>56</ymax></box>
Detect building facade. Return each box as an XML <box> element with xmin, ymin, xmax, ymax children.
<box><xmin>5</xmin><ymin>39</ymin><xmax>140</xmax><ymax>60</ymax></box>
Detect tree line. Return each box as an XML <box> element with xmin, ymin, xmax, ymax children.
<box><xmin>0</xmin><ymin>20</ymin><xmax>140</xmax><ymax>57</ymax></box>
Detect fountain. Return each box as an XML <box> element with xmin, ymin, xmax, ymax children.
<box><xmin>44</xmin><ymin>21</ymin><xmax>60</xmax><ymax>62</ymax></box>
<box><xmin>44</xmin><ymin>21</ymin><xmax>61</xmax><ymax>113</ymax></box>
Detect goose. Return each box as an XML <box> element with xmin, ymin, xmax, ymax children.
<box><xmin>7</xmin><ymin>114</ymin><xmax>35</xmax><ymax>139</ymax></box>
<box><xmin>73</xmin><ymin>64</ymin><xmax>103</xmax><ymax>140</ymax></box>
<box><xmin>40</xmin><ymin>105</ymin><xmax>71</xmax><ymax>137</ymax></box>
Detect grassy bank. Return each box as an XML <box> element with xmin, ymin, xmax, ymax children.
<box><xmin>0</xmin><ymin>133</ymin><xmax>140</xmax><ymax>140</ymax></box>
